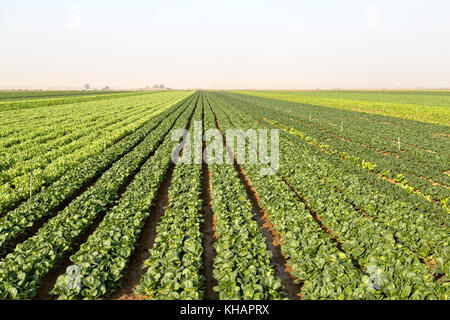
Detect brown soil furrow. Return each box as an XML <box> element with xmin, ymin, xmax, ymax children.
<box><xmin>108</xmin><ymin>94</ymin><xmax>199</xmax><ymax>300</ymax></box>
<box><xmin>199</xmin><ymin>101</ymin><xmax>218</xmax><ymax>300</ymax></box>
<box><xmin>421</xmin><ymin>177</ymin><xmax>450</xmax><ymax>190</ymax></box>
<box><xmin>0</xmin><ymin>103</ymin><xmax>192</xmax><ymax>260</ymax></box>
<box><xmin>376</xmin><ymin>173</ymin><xmax>442</xmax><ymax>205</ymax></box>
<box><xmin>262</xmin><ymin>115</ymin><xmax>446</xmax><ymax>207</ymax></box>
<box><xmin>277</xmin><ymin>173</ymin><xmax>363</xmax><ymax>272</ymax></box>
<box><xmin>285</xmin><ymin>114</ymin><xmax>406</xmax><ymax>158</ymax></box>
<box><xmin>217</xmin><ymin>103</ymin><xmax>366</xmax><ymax>273</ymax></box>
<box><xmin>206</xmin><ymin>97</ymin><xmax>301</xmax><ymax>300</ymax></box>
<box><xmin>323</xmin><ymin>177</ymin><xmax>444</xmax><ymax>277</ymax></box>
<box><xmin>33</xmin><ymin>98</ymin><xmax>196</xmax><ymax>300</ymax></box>
<box><xmin>284</xmin><ymin>111</ymin><xmax>442</xmax><ymax>155</ymax></box>
<box><xmin>108</xmin><ymin>163</ymin><xmax>176</xmax><ymax>300</ymax></box>
<box><xmin>0</xmin><ymin>118</ymin><xmax>160</xmax><ymax>218</ymax></box>
<box><xmin>34</xmin><ymin>210</ymin><xmax>107</xmax><ymax>300</ymax></box>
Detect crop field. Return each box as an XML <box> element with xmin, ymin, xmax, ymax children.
<box><xmin>236</xmin><ymin>90</ymin><xmax>450</xmax><ymax>126</ymax></box>
<box><xmin>0</xmin><ymin>90</ymin><xmax>448</xmax><ymax>300</ymax></box>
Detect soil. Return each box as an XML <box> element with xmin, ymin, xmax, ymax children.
<box><xmin>108</xmin><ymin>94</ymin><xmax>199</xmax><ymax>300</ymax></box>
<box><xmin>206</xmin><ymin>98</ymin><xmax>302</xmax><ymax>300</ymax></box>
<box><xmin>108</xmin><ymin>163</ymin><xmax>175</xmax><ymax>300</ymax></box>
<box><xmin>199</xmin><ymin>102</ymin><xmax>218</xmax><ymax>300</ymax></box>
<box><xmin>1</xmin><ymin>106</ymin><xmax>187</xmax><ymax>258</ymax></box>
<box><xmin>34</xmin><ymin>210</ymin><xmax>107</xmax><ymax>300</ymax></box>
<box><xmin>279</xmin><ymin>175</ymin><xmax>363</xmax><ymax>271</ymax></box>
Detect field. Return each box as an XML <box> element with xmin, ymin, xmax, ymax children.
<box><xmin>0</xmin><ymin>90</ymin><xmax>448</xmax><ymax>300</ymax></box>
<box><xmin>236</xmin><ymin>90</ymin><xmax>450</xmax><ymax>126</ymax></box>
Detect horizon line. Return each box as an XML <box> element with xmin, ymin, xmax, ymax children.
<box><xmin>2</xmin><ymin>87</ymin><xmax>450</xmax><ymax>92</ymax></box>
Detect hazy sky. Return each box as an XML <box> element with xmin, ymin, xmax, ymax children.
<box><xmin>1</xmin><ymin>0</ymin><xmax>449</xmax><ymax>89</ymax></box>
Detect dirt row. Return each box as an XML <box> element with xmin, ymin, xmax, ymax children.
<box><xmin>232</xmin><ymin>100</ymin><xmax>446</xmax><ymax>283</ymax></box>
<box><xmin>205</xmin><ymin>96</ymin><xmax>302</xmax><ymax>300</ymax></box>
<box><xmin>0</xmin><ymin>115</ymin><xmax>156</xmax><ymax>218</ymax></box>
<box><xmin>199</xmin><ymin>100</ymin><xmax>218</xmax><ymax>300</ymax></box>
<box><xmin>27</xmin><ymin>95</ymin><xmax>199</xmax><ymax>300</ymax></box>
<box><xmin>106</xmin><ymin>94</ymin><xmax>201</xmax><ymax>300</ymax></box>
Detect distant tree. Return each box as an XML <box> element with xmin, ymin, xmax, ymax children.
<box><xmin>84</xmin><ymin>83</ymin><xmax>90</xmax><ymax>90</ymax></box>
<box><xmin>103</xmin><ymin>86</ymin><xmax>110</xmax><ymax>91</ymax></box>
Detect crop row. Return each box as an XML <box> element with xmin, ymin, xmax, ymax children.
<box><xmin>204</xmin><ymin>97</ymin><xmax>284</xmax><ymax>300</ymax></box>
<box><xmin>210</xmin><ymin>92</ymin><xmax>449</xmax><ymax>299</ymax></box>
<box><xmin>276</xmin><ymin>138</ymin><xmax>448</xmax><ymax>299</ymax></box>
<box><xmin>221</xmin><ymin>92</ymin><xmax>449</xmax><ymax>202</ymax></box>
<box><xmin>214</xmin><ymin>93</ymin><xmax>448</xmax><ymax>225</ymax></box>
<box><xmin>271</xmin><ymin>112</ymin><xmax>450</xmax><ymax>202</ymax></box>
<box><xmin>272</xmin><ymin>126</ymin><xmax>450</xmax><ymax>277</ymax></box>
<box><xmin>206</xmin><ymin>93</ymin><xmax>381</xmax><ymax>299</ymax></box>
<box><xmin>0</xmin><ymin>95</ymin><xmax>192</xmax><ymax>257</ymax></box>
<box><xmin>254</xmin><ymin>119</ymin><xmax>450</xmax><ymax>277</ymax></box>
<box><xmin>0</xmin><ymin>107</ymin><xmax>154</xmax><ymax>209</ymax></box>
<box><xmin>0</xmin><ymin>92</ymin><xmax>185</xmax><ymax>145</ymax></box>
<box><xmin>51</xmin><ymin>94</ymin><xmax>199</xmax><ymax>299</ymax></box>
<box><xmin>228</xmin><ymin>92</ymin><xmax>448</xmax><ymax>154</ymax></box>
<box><xmin>0</xmin><ymin>94</ymin><xmax>196</xmax><ymax>299</ymax></box>
<box><xmin>0</xmin><ymin>97</ymin><xmax>151</xmax><ymax>149</ymax></box>
<box><xmin>0</xmin><ymin>99</ymin><xmax>160</xmax><ymax>174</ymax></box>
<box><xmin>0</xmin><ymin>92</ymin><xmax>191</xmax><ymax>213</ymax></box>
<box><xmin>234</xmin><ymin>90</ymin><xmax>450</xmax><ymax>125</ymax></box>
<box><xmin>135</xmin><ymin>94</ymin><xmax>204</xmax><ymax>300</ymax></box>
<box><xmin>0</xmin><ymin>91</ymin><xmax>151</xmax><ymax>112</ymax></box>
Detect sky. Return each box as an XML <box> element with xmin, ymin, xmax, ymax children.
<box><xmin>0</xmin><ymin>0</ymin><xmax>449</xmax><ymax>90</ymax></box>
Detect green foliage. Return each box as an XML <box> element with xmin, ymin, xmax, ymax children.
<box><xmin>135</xmin><ymin>100</ymin><xmax>204</xmax><ymax>300</ymax></box>
<box><xmin>203</xmin><ymin>101</ymin><xmax>284</xmax><ymax>300</ymax></box>
<box><xmin>236</xmin><ymin>90</ymin><xmax>450</xmax><ymax>125</ymax></box>
<box><xmin>210</xmin><ymin>92</ymin><xmax>449</xmax><ymax>300</ymax></box>
<box><xmin>0</xmin><ymin>96</ymin><xmax>195</xmax><ymax>299</ymax></box>
<box><xmin>0</xmin><ymin>91</ymin><xmax>191</xmax><ymax>213</ymax></box>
